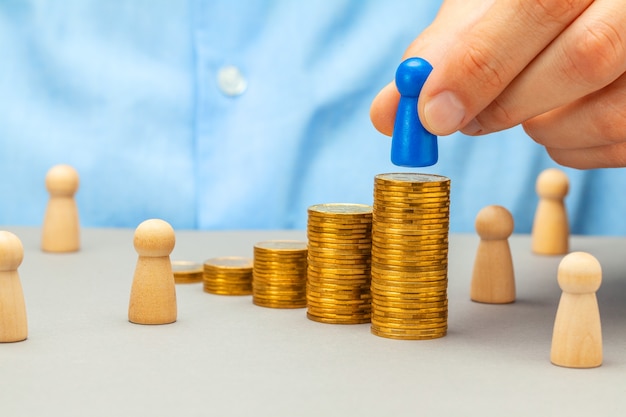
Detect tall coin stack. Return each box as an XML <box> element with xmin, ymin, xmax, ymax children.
<box><xmin>203</xmin><ymin>257</ymin><xmax>253</xmax><ymax>295</ymax></box>
<box><xmin>306</xmin><ymin>203</ymin><xmax>373</xmax><ymax>324</ymax></box>
<box><xmin>371</xmin><ymin>173</ymin><xmax>451</xmax><ymax>340</ymax></box>
<box><xmin>253</xmin><ymin>241</ymin><xmax>308</xmax><ymax>308</ymax></box>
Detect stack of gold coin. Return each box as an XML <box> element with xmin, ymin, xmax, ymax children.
<box><xmin>253</xmin><ymin>241</ymin><xmax>308</xmax><ymax>308</ymax></box>
<box><xmin>371</xmin><ymin>173</ymin><xmax>450</xmax><ymax>340</ymax></box>
<box><xmin>306</xmin><ymin>203</ymin><xmax>373</xmax><ymax>324</ymax></box>
<box><xmin>203</xmin><ymin>256</ymin><xmax>253</xmax><ymax>295</ymax></box>
<box><xmin>172</xmin><ymin>261</ymin><xmax>203</xmax><ymax>284</ymax></box>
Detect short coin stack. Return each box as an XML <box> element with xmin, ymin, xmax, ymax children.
<box><xmin>253</xmin><ymin>241</ymin><xmax>308</xmax><ymax>308</ymax></box>
<box><xmin>172</xmin><ymin>261</ymin><xmax>203</xmax><ymax>284</ymax></box>
<box><xmin>203</xmin><ymin>257</ymin><xmax>253</xmax><ymax>295</ymax></box>
<box><xmin>306</xmin><ymin>203</ymin><xmax>373</xmax><ymax>324</ymax></box>
<box><xmin>371</xmin><ymin>173</ymin><xmax>450</xmax><ymax>340</ymax></box>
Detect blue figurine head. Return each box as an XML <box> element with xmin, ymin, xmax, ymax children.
<box><xmin>390</xmin><ymin>57</ymin><xmax>438</xmax><ymax>167</ymax></box>
<box><xmin>395</xmin><ymin>58</ymin><xmax>432</xmax><ymax>98</ymax></box>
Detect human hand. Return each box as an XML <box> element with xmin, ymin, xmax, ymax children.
<box><xmin>370</xmin><ymin>0</ymin><xmax>626</xmax><ymax>168</ymax></box>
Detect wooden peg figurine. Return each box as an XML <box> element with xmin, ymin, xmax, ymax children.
<box><xmin>551</xmin><ymin>252</ymin><xmax>602</xmax><ymax>368</ymax></box>
<box><xmin>470</xmin><ymin>205</ymin><xmax>515</xmax><ymax>304</ymax></box>
<box><xmin>0</xmin><ymin>231</ymin><xmax>28</xmax><ymax>342</ymax></box>
<box><xmin>531</xmin><ymin>168</ymin><xmax>569</xmax><ymax>255</ymax></box>
<box><xmin>128</xmin><ymin>219</ymin><xmax>177</xmax><ymax>325</ymax></box>
<box><xmin>42</xmin><ymin>164</ymin><xmax>80</xmax><ymax>252</ymax></box>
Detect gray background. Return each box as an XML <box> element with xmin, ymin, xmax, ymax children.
<box><xmin>1</xmin><ymin>227</ymin><xmax>625</xmax><ymax>416</ymax></box>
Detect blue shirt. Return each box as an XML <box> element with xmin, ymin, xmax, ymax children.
<box><xmin>1</xmin><ymin>0</ymin><xmax>625</xmax><ymax>235</ymax></box>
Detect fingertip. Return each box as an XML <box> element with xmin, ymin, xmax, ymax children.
<box><xmin>459</xmin><ymin>118</ymin><xmax>484</xmax><ymax>136</ymax></box>
<box><xmin>370</xmin><ymin>81</ymin><xmax>399</xmax><ymax>137</ymax></box>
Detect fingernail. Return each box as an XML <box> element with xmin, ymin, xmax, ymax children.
<box><xmin>461</xmin><ymin>118</ymin><xmax>484</xmax><ymax>135</ymax></box>
<box><xmin>423</xmin><ymin>91</ymin><xmax>465</xmax><ymax>135</ymax></box>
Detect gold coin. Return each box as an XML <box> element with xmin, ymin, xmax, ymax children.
<box><xmin>371</xmin><ymin>255</ymin><xmax>446</xmax><ymax>266</ymax></box>
<box><xmin>370</xmin><ymin>261</ymin><xmax>447</xmax><ymax>271</ymax></box>
<box><xmin>252</xmin><ymin>277</ymin><xmax>306</xmax><ymax>286</ymax></box>
<box><xmin>371</xmin><ymin>236</ymin><xmax>448</xmax><ymax>247</ymax></box>
<box><xmin>308</xmin><ymin>277</ymin><xmax>370</xmax><ymax>285</ymax></box>
<box><xmin>371</xmin><ymin>257</ymin><xmax>447</xmax><ymax>267</ymax></box>
<box><xmin>371</xmin><ymin>316</ymin><xmax>448</xmax><ymax>329</ymax></box>
<box><xmin>307</xmin><ymin>234</ymin><xmax>372</xmax><ymax>243</ymax></box>
<box><xmin>372</xmin><ymin>226</ymin><xmax>448</xmax><ymax>235</ymax></box>
<box><xmin>254</xmin><ymin>256</ymin><xmax>306</xmax><ymax>263</ymax></box>
<box><xmin>306</xmin><ymin>312</ymin><xmax>371</xmax><ymax>324</ymax></box>
<box><xmin>373</xmin><ymin>189</ymin><xmax>450</xmax><ymax>199</ymax></box>
<box><xmin>371</xmin><ymin>307</ymin><xmax>449</xmax><ymax>319</ymax></box>
<box><xmin>373</xmin><ymin>197</ymin><xmax>449</xmax><ymax>205</ymax></box>
<box><xmin>253</xmin><ymin>300</ymin><xmax>307</xmax><ymax>309</ymax></box>
<box><xmin>307</xmin><ymin>294</ymin><xmax>371</xmax><ymax>304</ymax></box>
<box><xmin>375</xmin><ymin>172</ymin><xmax>450</xmax><ymax>183</ymax></box>
<box><xmin>307</xmin><ymin>288</ymin><xmax>370</xmax><ymax>299</ymax></box>
<box><xmin>373</xmin><ymin>203</ymin><xmax>450</xmax><ymax>212</ymax></box>
<box><xmin>371</xmin><ymin>299</ymin><xmax>448</xmax><ymax>311</ymax></box>
<box><xmin>307</xmin><ymin>302</ymin><xmax>371</xmax><ymax>311</ymax></box>
<box><xmin>307</xmin><ymin>217</ymin><xmax>372</xmax><ymax>225</ymax></box>
<box><xmin>372</xmin><ymin>217</ymin><xmax>450</xmax><ymax>227</ymax></box>
<box><xmin>371</xmin><ymin>274</ymin><xmax>448</xmax><ymax>284</ymax></box>
<box><xmin>172</xmin><ymin>261</ymin><xmax>203</xmax><ymax>284</ymax></box>
<box><xmin>372</xmin><ymin>301</ymin><xmax>448</xmax><ymax>313</ymax></box>
<box><xmin>374</xmin><ymin>199</ymin><xmax>449</xmax><ymax>207</ymax></box>
<box><xmin>371</xmin><ymin>246</ymin><xmax>448</xmax><ymax>257</ymax></box>
<box><xmin>307</xmin><ymin>264</ymin><xmax>370</xmax><ymax>274</ymax></box>
<box><xmin>371</xmin><ymin>327</ymin><xmax>447</xmax><ymax>338</ymax></box>
<box><xmin>371</xmin><ymin>246</ymin><xmax>448</xmax><ymax>256</ymax></box>
<box><xmin>307</xmin><ymin>233</ymin><xmax>371</xmax><ymax>241</ymax></box>
<box><xmin>375</xmin><ymin>190</ymin><xmax>450</xmax><ymax>198</ymax></box>
<box><xmin>254</xmin><ymin>273</ymin><xmax>308</xmax><ymax>280</ymax></box>
<box><xmin>308</xmin><ymin>202</ymin><xmax>372</xmax><ymax>214</ymax></box>
<box><xmin>373</xmin><ymin>229</ymin><xmax>449</xmax><ymax>239</ymax></box>
<box><xmin>372</xmin><ymin>242</ymin><xmax>448</xmax><ymax>255</ymax></box>
<box><xmin>371</xmin><ymin>273</ymin><xmax>448</xmax><ymax>283</ymax></box>
<box><xmin>203</xmin><ymin>256</ymin><xmax>253</xmax><ymax>269</ymax></box>
<box><xmin>306</xmin><ymin>300</ymin><xmax>371</xmax><ymax>310</ymax></box>
<box><xmin>370</xmin><ymin>327</ymin><xmax>447</xmax><ymax>340</ymax></box>
<box><xmin>370</xmin><ymin>285</ymin><xmax>447</xmax><ymax>297</ymax></box>
<box><xmin>371</xmin><ymin>242</ymin><xmax>447</xmax><ymax>251</ymax></box>
<box><xmin>374</xmin><ymin>216</ymin><xmax>449</xmax><ymax>225</ymax></box>
<box><xmin>252</xmin><ymin>291</ymin><xmax>306</xmax><ymax>299</ymax></box>
<box><xmin>373</xmin><ymin>309</ymin><xmax>447</xmax><ymax>319</ymax></box>
<box><xmin>307</xmin><ymin>234</ymin><xmax>372</xmax><ymax>244</ymax></box>
<box><xmin>307</xmin><ymin>277</ymin><xmax>370</xmax><ymax>287</ymax></box>
<box><xmin>254</xmin><ymin>260</ymin><xmax>307</xmax><ymax>268</ymax></box>
<box><xmin>307</xmin><ymin>203</ymin><xmax>372</xmax><ymax>219</ymax></box>
<box><xmin>307</xmin><ymin>258</ymin><xmax>370</xmax><ymax>267</ymax></box>
<box><xmin>371</xmin><ymin>320</ymin><xmax>448</xmax><ymax>334</ymax></box>
<box><xmin>307</xmin><ymin>277</ymin><xmax>370</xmax><ymax>286</ymax></box>
<box><xmin>307</xmin><ymin>247</ymin><xmax>372</xmax><ymax>256</ymax></box>
<box><xmin>370</xmin><ymin>283</ymin><xmax>447</xmax><ymax>296</ymax></box>
<box><xmin>254</xmin><ymin>240</ymin><xmax>308</xmax><ymax>251</ymax></box>
<box><xmin>307</xmin><ymin>309</ymin><xmax>371</xmax><ymax>319</ymax></box>
<box><xmin>307</xmin><ymin>280</ymin><xmax>371</xmax><ymax>290</ymax></box>
<box><xmin>307</xmin><ymin>221</ymin><xmax>372</xmax><ymax>229</ymax></box>
<box><xmin>371</xmin><ymin>308</ymin><xmax>447</xmax><ymax>319</ymax></box>
<box><xmin>372</xmin><ymin>237</ymin><xmax>449</xmax><ymax>247</ymax></box>
<box><xmin>307</xmin><ymin>244</ymin><xmax>373</xmax><ymax>254</ymax></box>
<box><xmin>203</xmin><ymin>286</ymin><xmax>252</xmax><ymax>296</ymax></box>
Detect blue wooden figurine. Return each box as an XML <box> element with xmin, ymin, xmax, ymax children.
<box><xmin>391</xmin><ymin>57</ymin><xmax>437</xmax><ymax>167</ymax></box>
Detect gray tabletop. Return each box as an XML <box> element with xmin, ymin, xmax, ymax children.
<box><xmin>1</xmin><ymin>227</ymin><xmax>625</xmax><ymax>417</ymax></box>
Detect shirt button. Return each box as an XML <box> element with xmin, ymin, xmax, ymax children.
<box><xmin>217</xmin><ymin>65</ymin><xmax>247</xmax><ymax>97</ymax></box>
